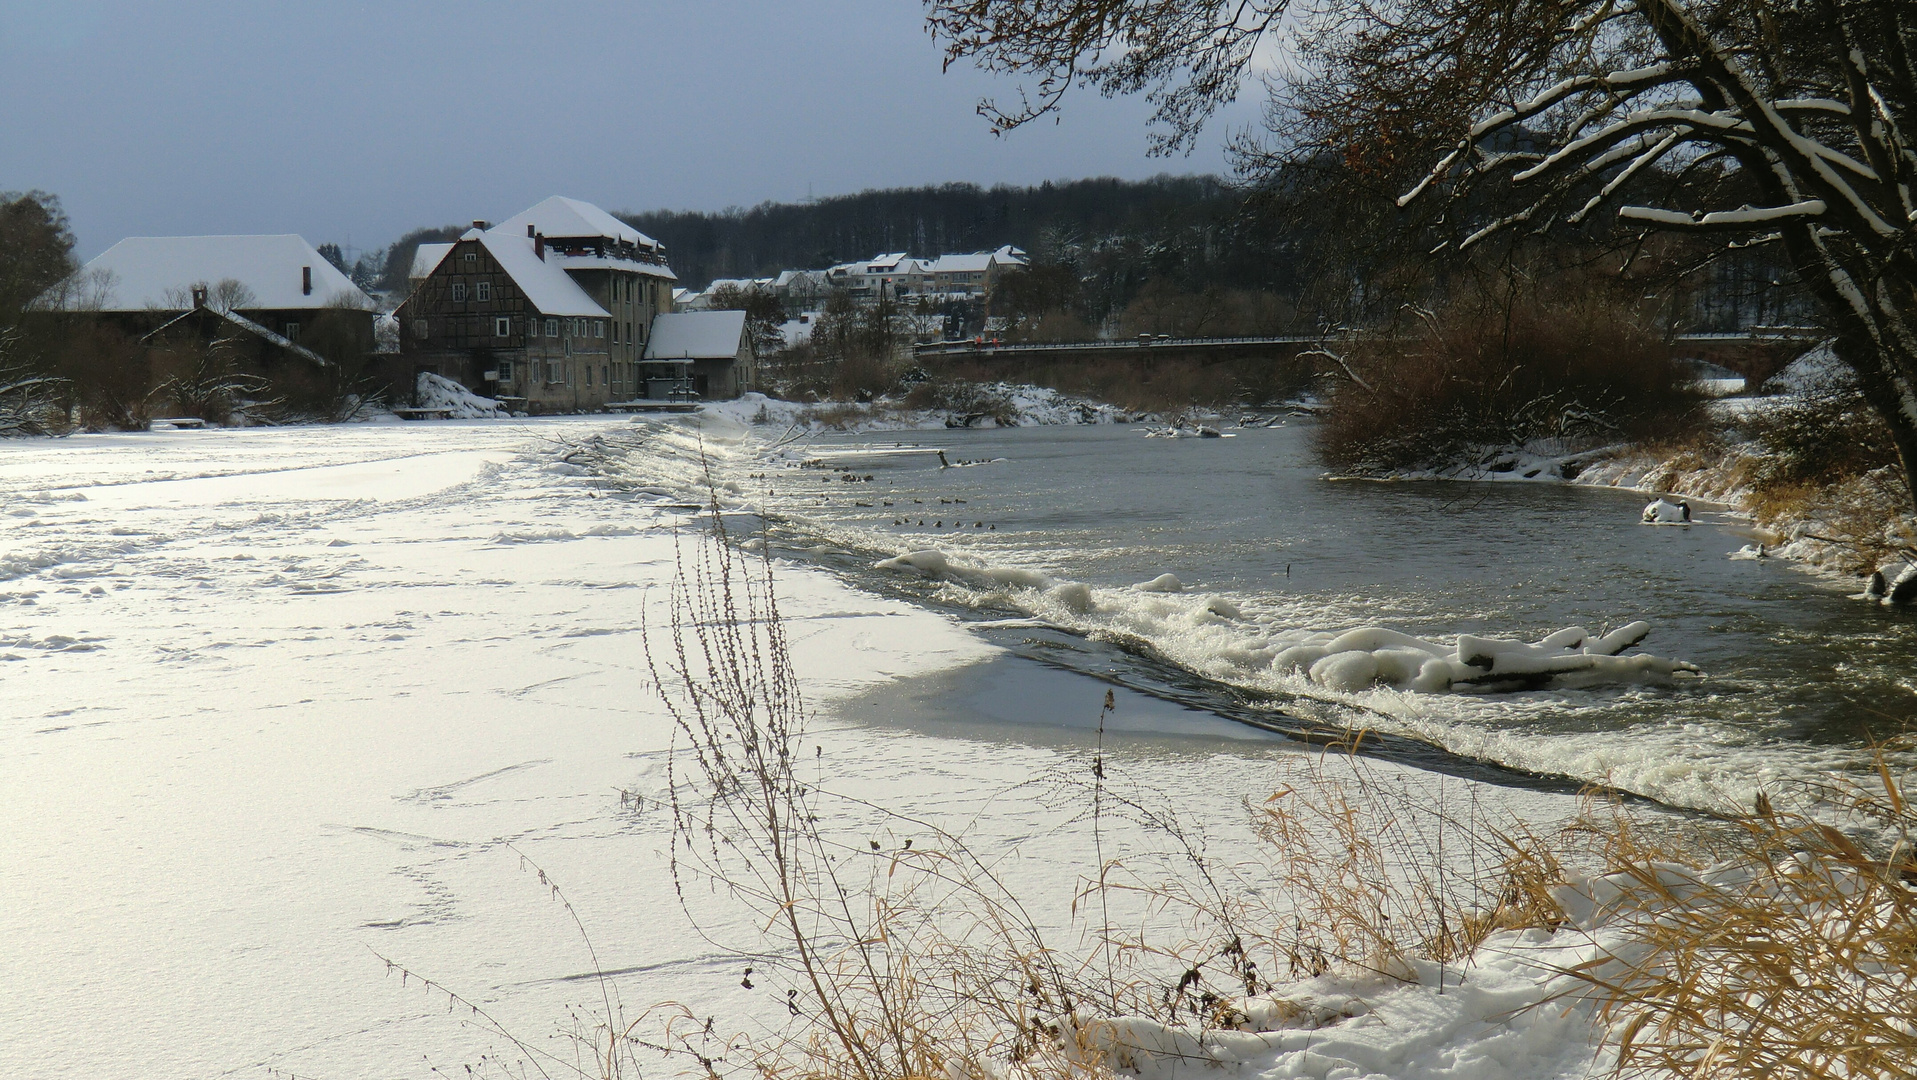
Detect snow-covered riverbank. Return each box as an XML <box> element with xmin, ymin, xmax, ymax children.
<box><xmin>3</xmin><ymin>418</ymin><xmax>1629</xmax><ymax>1079</ymax></box>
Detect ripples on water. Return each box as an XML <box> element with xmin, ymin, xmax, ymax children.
<box><xmin>620</xmin><ymin>417</ymin><xmax>1915</xmax><ymax>813</ymax></box>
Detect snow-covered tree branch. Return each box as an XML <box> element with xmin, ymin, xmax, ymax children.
<box><xmin>929</xmin><ymin>0</ymin><xmax>1917</xmax><ymax>514</ymax></box>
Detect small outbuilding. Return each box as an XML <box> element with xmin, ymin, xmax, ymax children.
<box><xmin>642</xmin><ymin>310</ymin><xmax>755</xmax><ymax>400</ymax></box>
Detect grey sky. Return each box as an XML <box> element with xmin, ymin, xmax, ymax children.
<box><xmin>1</xmin><ymin>1</ymin><xmax>1260</xmax><ymax>261</ymax></box>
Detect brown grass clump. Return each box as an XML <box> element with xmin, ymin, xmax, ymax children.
<box><xmin>1316</xmin><ymin>293</ymin><xmax>1703</xmax><ymax>473</ymax></box>
<box><xmin>1575</xmin><ymin>760</ymin><xmax>1917</xmax><ymax>1080</ymax></box>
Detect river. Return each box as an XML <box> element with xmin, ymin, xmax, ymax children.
<box><xmin>679</xmin><ymin>418</ymin><xmax>1916</xmax><ymax>813</ymax></box>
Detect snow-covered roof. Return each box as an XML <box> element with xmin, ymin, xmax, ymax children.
<box><xmin>930</xmin><ymin>246</ymin><xmax>1028</xmax><ymax>274</ymax></box>
<box><xmin>645</xmin><ymin>310</ymin><xmax>748</xmax><ymax>361</ymax></box>
<box><xmin>549</xmin><ymin>251</ymin><xmax>677</xmax><ymax>281</ymax></box>
<box><xmin>487</xmin><ymin>197</ymin><xmax>674</xmax><ymax>280</ymax></box>
<box><xmin>492</xmin><ymin>196</ymin><xmax>660</xmax><ymax>250</ymax></box>
<box><xmin>410</xmin><ymin>243</ymin><xmax>454</xmax><ymax>280</ymax></box>
<box><xmin>470</xmin><ymin>229</ymin><xmax>611</xmax><ymax>319</ymax></box>
<box><xmin>51</xmin><ymin>234</ymin><xmax>372</xmax><ymax>312</ymax></box>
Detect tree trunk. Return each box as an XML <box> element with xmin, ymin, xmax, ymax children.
<box><xmin>1821</xmin><ymin>300</ymin><xmax>1917</xmax><ymax>518</ymax></box>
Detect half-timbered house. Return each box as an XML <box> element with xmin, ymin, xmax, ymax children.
<box><xmin>395</xmin><ymin>197</ymin><xmax>715</xmax><ymax>411</ymax></box>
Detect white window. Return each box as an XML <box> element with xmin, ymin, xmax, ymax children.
<box><xmin>476</xmin><ymin>281</ymin><xmax>492</xmax><ymax>302</ymax></box>
<box><xmin>594</xmin><ymin>321</ymin><xmax>604</xmax><ymax>338</ymax></box>
<box><xmin>462</xmin><ymin>251</ymin><xmax>477</xmax><ymax>263</ymax></box>
<box><xmin>626</xmin><ymin>321</ymin><xmax>633</xmax><ymax>343</ymax></box>
<box><xmin>601</xmin><ymin>365</ymin><xmax>608</xmax><ymax>386</ymax></box>
<box><xmin>544</xmin><ymin>318</ymin><xmax>558</xmax><ymax>337</ymax></box>
<box><xmin>498</xmin><ymin>360</ymin><xmax>514</xmax><ymax>383</ymax></box>
<box><xmin>283</xmin><ymin>322</ymin><xmax>300</xmax><ymax>341</ymax></box>
<box><xmin>494</xmin><ymin>317</ymin><xmax>510</xmax><ymax>337</ymax></box>
<box><xmin>451</xmin><ymin>282</ymin><xmax>467</xmax><ymax>302</ymax></box>
<box><xmin>585</xmin><ymin>366</ymin><xmax>593</xmax><ymax>386</ymax></box>
<box><xmin>546</xmin><ymin>360</ymin><xmax>562</xmax><ymax>384</ymax></box>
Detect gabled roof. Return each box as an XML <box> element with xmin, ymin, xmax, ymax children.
<box><xmin>929</xmin><ymin>246</ymin><xmax>1028</xmax><ymax>274</ymax></box>
<box><xmin>47</xmin><ymin>234</ymin><xmax>372</xmax><ymax>312</ymax></box>
<box><xmin>645</xmin><ymin>310</ymin><xmax>748</xmax><ymax>361</ymax></box>
<box><xmin>457</xmin><ymin>229</ymin><xmax>611</xmax><ymax>319</ymax></box>
<box><xmin>410</xmin><ymin>243</ymin><xmax>454</xmax><ymax>280</ymax></box>
<box><xmin>487</xmin><ymin>197</ymin><xmax>675</xmax><ymax>280</ymax></box>
<box><xmin>492</xmin><ymin>196</ymin><xmax>660</xmax><ymax>248</ymax></box>
<box><xmin>140</xmin><ymin>306</ymin><xmax>329</xmax><ymax>367</ymax></box>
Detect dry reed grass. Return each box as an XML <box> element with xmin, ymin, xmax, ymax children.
<box><xmin>1568</xmin><ymin>759</ymin><xmax>1917</xmax><ymax>1080</ymax></box>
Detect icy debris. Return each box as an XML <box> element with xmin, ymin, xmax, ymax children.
<box><xmin>873</xmin><ymin>548</ymin><xmax>1049</xmax><ymax>589</ymax></box>
<box><xmin>875</xmin><ymin>545</ymin><xmax>1698</xmax><ymax>695</ymax></box>
<box><xmin>1866</xmin><ymin>561</ymin><xmax>1917</xmax><ymax>605</ymax></box>
<box><xmin>1134</xmin><ymin>573</ymin><xmax>1185</xmax><ymax>593</ymax></box>
<box><xmin>1642</xmin><ymin>497</ymin><xmax>1693</xmax><ymax>524</ymax></box>
<box><xmin>489</xmin><ymin>524</ymin><xmax>642</xmax><ymax>545</ymax></box>
<box><xmin>414</xmin><ymin>372</ymin><xmax>503</xmax><ymax>419</ymax></box>
<box><xmin>491</xmin><ymin>528</ymin><xmax>579</xmax><ymax>544</ymax></box>
<box><xmin>1730</xmin><ymin>543</ymin><xmax>1769</xmax><ymax>560</ymax></box>
<box><xmin>1275</xmin><ymin>622</ymin><xmax>1695</xmax><ymax>692</ymax></box>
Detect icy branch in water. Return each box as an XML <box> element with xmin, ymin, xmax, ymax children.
<box><xmin>1272</xmin><ymin>622</ymin><xmax>1699</xmax><ymax>693</ymax></box>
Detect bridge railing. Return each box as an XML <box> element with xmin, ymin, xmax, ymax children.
<box><xmin>915</xmin><ymin>334</ymin><xmax>1323</xmax><ymax>356</ymax></box>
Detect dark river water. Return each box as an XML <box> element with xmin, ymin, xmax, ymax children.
<box><xmin>690</xmin><ymin>420</ymin><xmax>1914</xmax><ymax>811</ymax></box>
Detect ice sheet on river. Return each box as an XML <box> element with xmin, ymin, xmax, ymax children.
<box><xmin>876</xmin><ymin>548</ymin><xmax>1699</xmax><ymax>694</ymax></box>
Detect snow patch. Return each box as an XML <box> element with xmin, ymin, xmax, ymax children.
<box><xmin>414</xmin><ymin>372</ymin><xmax>503</xmax><ymax>419</ymax></box>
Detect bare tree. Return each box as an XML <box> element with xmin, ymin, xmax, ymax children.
<box><xmin>929</xmin><ymin>0</ymin><xmax>1917</xmax><ymax>513</ymax></box>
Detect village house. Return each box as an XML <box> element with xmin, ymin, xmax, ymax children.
<box><xmin>395</xmin><ymin>197</ymin><xmax>761</xmax><ymax>411</ymax></box>
<box><xmin>926</xmin><ymin>246</ymin><xmax>1027</xmax><ymax>298</ymax></box>
<box><xmin>677</xmin><ymin>246</ymin><xmax>1028</xmax><ymax>313</ymax></box>
<box><xmin>36</xmin><ymin>233</ymin><xmax>378</xmax><ymax>351</ymax></box>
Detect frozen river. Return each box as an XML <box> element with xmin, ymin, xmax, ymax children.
<box><xmin>1</xmin><ymin>414</ymin><xmax>1908</xmax><ymax>1078</ymax></box>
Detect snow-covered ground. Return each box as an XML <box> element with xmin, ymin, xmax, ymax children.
<box><xmin>1</xmin><ymin>417</ymin><xmax>1645</xmax><ymax>1079</ymax></box>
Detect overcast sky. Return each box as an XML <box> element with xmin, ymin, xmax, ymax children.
<box><xmin>1</xmin><ymin>1</ymin><xmax>1263</xmax><ymax>261</ymax></box>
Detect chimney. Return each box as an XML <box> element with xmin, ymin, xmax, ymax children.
<box><xmin>302</xmin><ymin>266</ymin><xmax>312</xmax><ymax>296</ymax></box>
<box><xmin>191</xmin><ymin>285</ymin><xmax>208</xmax><ymax>310</ymax></box>
<box><xmin>534</xmin><ymin>232</ymin><xmax>545</xmax><ymax>261</ymax></box>
<box><xmin>472</xmin><ymin>219</ymin><xmax>490</xmax><ymax>231</ymax></box>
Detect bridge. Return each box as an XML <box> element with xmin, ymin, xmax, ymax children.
<box><xmin>915</xmin><ymin>334</ymin><xmax>1321</xmax><ymax>367</ymax></box>
<box><xmin>915</xmin><ymin>327</ymin><xmax>1823</xmax><ymax>384</ymax></box>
